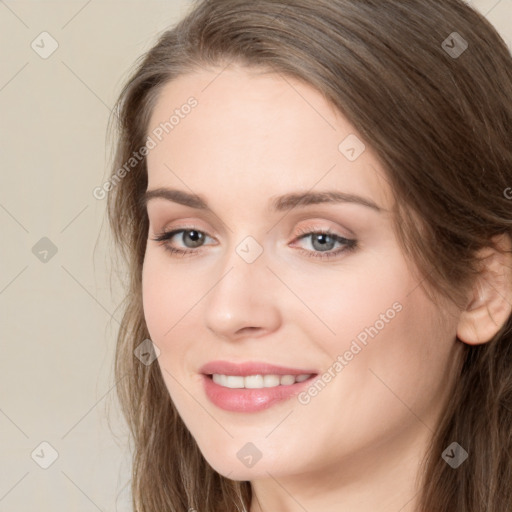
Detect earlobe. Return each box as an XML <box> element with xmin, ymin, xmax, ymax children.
<box><xmin>456</xmin><ymin>234</ymin><xmax>512</xmax><ymax>346</ymax></box>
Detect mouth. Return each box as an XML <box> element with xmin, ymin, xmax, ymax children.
<box><xmin>207</xmin><ymin>373</ymin><xmax>313</xmax><ymax>388</ymax></box>
<box><xmin>199</xmin><ymin>361</ymin><xmax>318</xmax><ymax>412</ymax></box>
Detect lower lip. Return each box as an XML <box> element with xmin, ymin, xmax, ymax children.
<box><xmin>202</xmin><ymin>374</ymin><xmax>317</xmax><ymax>412</ymax></box>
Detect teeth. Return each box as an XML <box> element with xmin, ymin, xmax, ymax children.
<box><xmin>245</xmin><ymin>375</ymin><xmax>264</xmax><ymax>388</ymax></box>
<box><xmin>211</xmin><ymin>373</ymin><xmax>312</xmax><ymax>389</ymax></box>
<box><xmin>263</xmin><ymin>375</ymin><xmax>280</xmax><ymax>387</ymax></box>
<box><xmin>280</xmin><ymin>375</ymin><xmax>295</xmax><ymax>386</ymax></box>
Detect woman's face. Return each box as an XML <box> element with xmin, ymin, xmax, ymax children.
<box><xmin>142</xmin><ymin>66</ymin><xmax>464</xmax><ymax>482</ymax></box>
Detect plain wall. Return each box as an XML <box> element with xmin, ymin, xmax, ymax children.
<box><xmin>0</xmin><ymin>1</ymin><xmax>511</xmax><ymax>510</ymax></box>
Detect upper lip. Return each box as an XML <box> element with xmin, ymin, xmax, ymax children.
<box><xmin>199</xmin><ymin>360</ymin><xmax>318</xmax><ymax>376</ymax></box>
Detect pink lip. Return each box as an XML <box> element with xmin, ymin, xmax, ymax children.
<box><xmin>199</xmin><ymin>360</ymin><xmax>318</xmax><ymax>413</ymax></box>
<box><xmin>199</xmin><ymin>360</ymin><xmax>318</xmax><ymax>376</ymax></box>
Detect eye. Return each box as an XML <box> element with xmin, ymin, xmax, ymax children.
<box><xmin>151</xmin><ymin>226</ymin><xmax>358</xmax><ymax>260</ymax></box>
<box><xmin>292</xmin><ymin>228</ymin><xmax>357</xmax><ymax>260</ymax></box>
<box><xmin>151</xmin><ymin>228</ymin><xmax>214</xmax><ymax>257</ymax></box>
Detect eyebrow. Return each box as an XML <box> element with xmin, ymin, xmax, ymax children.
<box><xmin>143</xmin><ymin>188</ymin><xmax>383</xmax><ymax>212</ymax></box>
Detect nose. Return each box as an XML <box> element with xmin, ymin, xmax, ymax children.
<box><xmin>203</xmin><ymin>243</ymin><xmax>282</xmax><ymax>340</ymax></box>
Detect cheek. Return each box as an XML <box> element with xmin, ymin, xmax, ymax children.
<box><xmin>321</xmin><ymin>280</ymin><xmax>456</xmax><ymax>432</ymax></box>
<box><xmin>293</xmin><ymin>254</ymin><xmax>450</xmax><ymax>403</ymax></box>
<box><xmin>141</xmin><ymin>253</ymin><xmax>205</xmax><ymax>393</ymax></box>
<box><xmin>141</xmin><ymin>262</ymin><xmax>165</xmax><ymax>340</ymax></box>
<box><xmin>141</xmin><ymin>254</ymin><xmax>191</xmax><ymax>340</ymax></box>
<box><xmin>284</xmin><ymin>257</ymin><xmax>410</xmax><ymax>353</ymax></box>
<box><xmin>141</xmin><ymin>258</ymin><xmax>194</xmax><ymax>404</ymax></box>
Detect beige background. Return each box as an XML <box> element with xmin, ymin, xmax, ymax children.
<box><xmin>0</xmin><ymin>1</ymin><xmax>510</xmax><ymax>510</ymax></box>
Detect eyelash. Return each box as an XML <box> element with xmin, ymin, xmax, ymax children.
<box><xmin>151</xmin><ymin>226</ymin><xmax>357</xmax><ymax>260</ymax></box>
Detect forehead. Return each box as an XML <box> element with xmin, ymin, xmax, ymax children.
<box><xmin>146</xmin><ymin>66</ymin><xmax>394</xmax><ymax>212</ymax></box>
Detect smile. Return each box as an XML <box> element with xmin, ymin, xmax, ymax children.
<box><xmin>199</xmin><ymin>361</ymin><xmax>319</xmax><ymax>412</ymax></box>
<box><xmin>210</xmin><ymin>373</ymin><xmax>312</xmax><ymax>388</ymax></box>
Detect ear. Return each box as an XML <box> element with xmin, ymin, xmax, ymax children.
<box><xmin>457</xmin><ymin>233</ymin><xmax>512</xmax><ymax>345</ymax></box>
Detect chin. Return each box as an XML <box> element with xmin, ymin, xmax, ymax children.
<box><xmin>197</xmin><ymin>446</ymin><xmax>277</xmax><ymax>481</ymax></box>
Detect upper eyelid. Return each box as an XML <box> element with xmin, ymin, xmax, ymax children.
<box><xmin>154</xmin><ymin>225</ymin><xmax>346</xmax><ymax>236</ymax></box>
<box><xmin>154</xmin><ymin>226</ymin><xmax>352</xmax><ymax>245</ymax></box>
<box><xmin>153</xmin><ymin>213</ymin><xmax>354</xmax><ymax>232</ymax></box>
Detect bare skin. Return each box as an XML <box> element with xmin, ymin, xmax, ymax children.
<box><xmin>141</xmin><ymin>65</ymin><xmax>511</xmax><ymax>512</ymax></box>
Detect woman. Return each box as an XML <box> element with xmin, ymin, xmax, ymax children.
<box><xmin>106</xmin><ymin>0</ymin><xmax>512</xmax><ymax>510</ymax></box>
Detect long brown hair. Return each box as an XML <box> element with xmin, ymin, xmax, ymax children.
<box><xmin>106</xmin><ymin>1</ymin><xmax>512</xmax><ymax>510</ymax></box>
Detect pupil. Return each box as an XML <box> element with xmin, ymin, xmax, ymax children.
<box><xmin>313</xmin><ymin>234</ymin><xmax>334</xmax><ymax>252</ymax></box>
<box><xmin>185</xmin><ymin>230</ymin><xmax>203</xmax><ymax>247</ymax></box>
